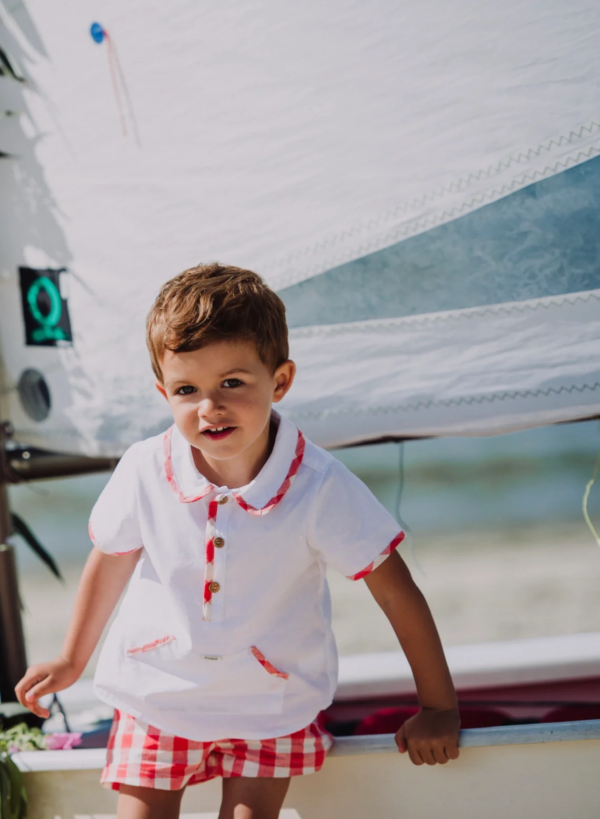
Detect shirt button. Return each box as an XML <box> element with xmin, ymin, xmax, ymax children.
<box><xmin>218</xmin><ymin>496</ymin><xmax>229</xmax><ymax>505</ymax></box>
<box><xmin>214</xmin><ymin>537</ymin><xmax>225</xmax><ymax>548</ymax></box>
<box><xmin>209</xmin><ymin>581</ymin><xmax>221</xmax><ymax>593</ymax></box>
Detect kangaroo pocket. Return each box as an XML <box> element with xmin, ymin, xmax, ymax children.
<box><xmin>125</xmin><ymin>637</ymin><xmax>288</xmax><ymax>715</ymax></box>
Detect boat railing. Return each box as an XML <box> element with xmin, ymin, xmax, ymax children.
<box><xmin>12</xmin><ymin>719</ymin><xmax>600</xmax><ymax>772</ymax></box>
<box><xmin>330</xmin><ymin>718</ymin><xmax>600</xmax><ymax>755</ymax></box>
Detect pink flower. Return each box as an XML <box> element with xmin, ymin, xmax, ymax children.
<box><xmin>45</xmin><ymin>732</ymin><xmax>82</xmax><ymax>750</ymax></box>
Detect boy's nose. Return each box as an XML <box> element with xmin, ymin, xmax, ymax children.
<box><xmin>197</xmin><ymin>395</ymin><xmax>225</xmax><ymax>416</ymax></box>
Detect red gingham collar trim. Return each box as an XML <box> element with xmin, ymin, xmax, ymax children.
<box><xmin>163</xmin><ymin>425</ymin><xmax>215</xmax><ymax>503</ymax></box>
<box><xmin>233</xmin><ymin>428</ymin><xmax>305</xmax><ymax>516</ymax></box>
<box><xmin>163</xmin><ymin>412</ymin><xmax>305</xmax><ymax>512</ymax></box>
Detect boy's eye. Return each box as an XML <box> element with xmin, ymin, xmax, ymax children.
<box><xmin>222</xmin><ymin>378</ymin><xmax>244</xmax><ymax>388</ymax></box>
<box><xmin>175</xmin><ymin>385</ymin><xmax>196</xmax><ymax>395</ymax></box>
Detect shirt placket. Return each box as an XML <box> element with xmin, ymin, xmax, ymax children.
<box><xmin>203</xmin><ymin>492</ymin><xmax>230</xmax><ymax>622</ymax></box>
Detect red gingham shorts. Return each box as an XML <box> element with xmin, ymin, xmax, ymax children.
<box><xmin>101</xmin><ymin>709</ymin><xmax>334</xmax><ymax>791</ymax></box>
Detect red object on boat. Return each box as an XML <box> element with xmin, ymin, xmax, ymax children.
<box><xmin>353</xmin><ymin>706</ymin><xmax>507</xmax><ymax>735</ymax></box>
<box><xmin>540</xmin><ymin>706</ymin><xmax>600</xmax><ymax>723</ymax></box>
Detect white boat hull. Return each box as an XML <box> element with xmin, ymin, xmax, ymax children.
<box><xmin>15</xmin><ymin>721</ymin><xmax>600</xmax><ymax>819</ymax></box>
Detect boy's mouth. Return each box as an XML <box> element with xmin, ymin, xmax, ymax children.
<box><xmin>201</xmin><ymin>426</ymin><xmax>235</xmax><ymax>441</ymax></box>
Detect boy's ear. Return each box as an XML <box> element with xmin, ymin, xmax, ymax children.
<box><xmin>155</xmin><ymin>380</ymin><xmax>168</xmax><ymax>400</ymax></box>
<box><xmin>272</xmin><ymin>360</ymin><xmax>296</xmax><ymax>403</ymax></box>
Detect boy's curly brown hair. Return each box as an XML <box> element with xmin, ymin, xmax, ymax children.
<box><xmin>146</xmin><ymin>263</ymin><xmax>289</xmax><ymax>382</ymax></box>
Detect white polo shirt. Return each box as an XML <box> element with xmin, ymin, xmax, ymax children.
<box><xmin>89</xmin><ymin>411</ymin><xmax>404</xmax><ymax>741</ymax></box>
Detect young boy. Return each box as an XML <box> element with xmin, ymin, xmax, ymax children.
<box><xmin>16</xmin><ymin>264</ymin><xmax>460</xmax><ymax>819</ymax></box>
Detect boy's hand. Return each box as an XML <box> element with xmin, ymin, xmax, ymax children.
<box><xmin>395</xmin><ymin>706</ymin><xmax>460</xmax><ymax>765</ymax></box>
<box><xmin>15</xmin><ymin>657</ymin><xmax>80</xmax><ymax>719</ymax></box>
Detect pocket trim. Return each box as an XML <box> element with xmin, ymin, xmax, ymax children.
<box><xmin>126</xmin><ymin>635</ymin><xmax>176</xmax><ymax>655</ymax></box>
<box><xmin>250</xmin><ymin>645</ymin><xmax>289</xmax><ymax>679</ymax></box>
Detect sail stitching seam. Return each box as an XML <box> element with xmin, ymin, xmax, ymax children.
<box><xmin>276</xmin><ymin>144</ymin><xmax>600</xmax><ymax>287</ymax></box>
<box><xmin>290</xmin><ymin>382</ymin><xmax>600</xmax><ymax>419</ymax></box>
<box><xmin>268</xmin><ymin>126</ymin><xmax>600</xmax><ymax>290</ymax></box>
<box><xmin>289</xmin><ymin>290</ymin><xmax>600</xmax><ymax>337</ymax></box>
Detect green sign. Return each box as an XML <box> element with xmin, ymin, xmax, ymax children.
<box><xmin>19</xmin><ymin>267</ymin><xmax>73</xmax><ymax>347</ymax></box>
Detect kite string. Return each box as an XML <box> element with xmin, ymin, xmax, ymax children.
<box><xmin>582</xmin><ymin>449</ymin><xmax>600</xmax><ymax>548</ymax></box>
<box><xmin>104</xmin><ymin>31</ymin><xmax>127</xmax><ymax>138</ymax></box>
<box><xmin>108</xmin><ymin>34</ymin><xmax>141</xmax><ymax>147</ymax></box>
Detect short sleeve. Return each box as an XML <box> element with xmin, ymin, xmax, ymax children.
<box><xmin>88</xmin><ymin>443</ymin><xmax>143</xmax><ymax>555</ymax></box>
<box><xmin>308</xmin><ymin>459</ymin><xmax>405</xmax><ymax>580</ymax></box>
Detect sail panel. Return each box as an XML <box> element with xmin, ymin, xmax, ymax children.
<box><xmin>279</xmin><ymin>290</ymin><xmax>600</xmax><ymax>447</ymax></box>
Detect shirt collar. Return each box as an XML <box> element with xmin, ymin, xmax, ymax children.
<box><xmin>163</xmin><ymin>410</ymin><xmax>305</xmax><ymax>514</ymax></box>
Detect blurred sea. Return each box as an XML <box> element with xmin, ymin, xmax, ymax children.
<box><xmin>8</xmin><ymin>418</ymin><xmax>600</xmax><ymax>676</ymax></box>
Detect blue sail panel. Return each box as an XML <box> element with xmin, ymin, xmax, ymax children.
<box><xmin>282</xmin><ymin>156</ymin><xmax>600</xmax><ymax>328</ymax></box>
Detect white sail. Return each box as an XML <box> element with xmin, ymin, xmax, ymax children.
<box><xmin>282</xmin><ymin>290</ymin><xmax>600</xmax><ymax>446</ymax></box>
<box><xmin>1</xmin><ymin>0</ymin><xmax>599</xmax><ymax>455</ymax></box>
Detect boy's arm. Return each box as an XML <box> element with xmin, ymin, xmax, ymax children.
<box><xmin>363</xmin><ymin>549</ymin><xmax>460</xmax><ymax>765</ymax></box>
<box><xmin>15</xmin><ymin>546</ymin><xmax>140</xmax><ymax>718</ymax></box>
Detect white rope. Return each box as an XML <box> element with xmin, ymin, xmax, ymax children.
<box><xmin>583</xmin><ymin>449</ymin><xmax>600</xmax><ymax>548</ymax></box>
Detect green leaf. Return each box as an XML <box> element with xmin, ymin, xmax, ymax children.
<box><xmin>10</xmin><ymin>513</ymin><xmax>63</xmax><ymax>582</ymax></box>
<box><xmin>0</xmin><ymin>752</ymin><xmax>27</xmax><ymax>819</ymax></box>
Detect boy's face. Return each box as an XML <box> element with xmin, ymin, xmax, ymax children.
<box><xmin>155</xmin><ymin>339</ymin><xmax>295</xmax><ymax>480</ymax></box>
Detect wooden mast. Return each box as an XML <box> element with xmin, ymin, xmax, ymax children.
<box><xmin>0</xmin><ymin>422</ymin><xmax>27</xmax><ymax>702</ymax></box>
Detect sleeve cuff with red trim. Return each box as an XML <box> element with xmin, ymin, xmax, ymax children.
<box><xmin>346</xmin><ymin>531</ymin><xmax>405</xmax><ymax>580</ymax></box>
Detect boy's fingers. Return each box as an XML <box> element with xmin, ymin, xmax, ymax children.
<box><xmin>420</xmin><ymin>747</ymin><xmax>437</xmax><ymax>766</ymax></box>
<box><xmin>26</xmin><ymin>695</ymin><xmax>51</xmax><ymax>719</ymax></box>
<box><xmin>14</xmin><ymin>682</ymin><xmax>26</xmax><ymax>708</ymax></box>
<box><xmin>26</xmin><ymin>677</ymin><xmax>53</xmax><ymax>703</ymax></box>
<box><xmin>445</xmin><ymin>740</ymin><xmax>460</xmax><ymax>760</ymax></box>
<box><xmin>15</xmin><ymin>671</ymin><xmax>44</xmax><ymax>707</ymax></box>
<box><xmin>22</xmin><ymin>676</ymin><xmax>53</xmax><ymax>716</ymax></box>
<box><xmin>30</xmin><ymin>701</ymin><xmax>51</xmax><ymax>719</ymax></box>
<box><xmin>395</xmin><ymin>725</ymin><xmax>407</xmax><ymax>753</ymax></box>
<box><xmin>19</xmin><ymin>683</ymin><xmax>50</xmax><ymax>718</ymax></box>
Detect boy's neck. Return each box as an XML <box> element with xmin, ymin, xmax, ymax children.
<box><xmin>191</xmin><ymin>417</ymin><xmax>277</xmax><ymax>490</ymax></box>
